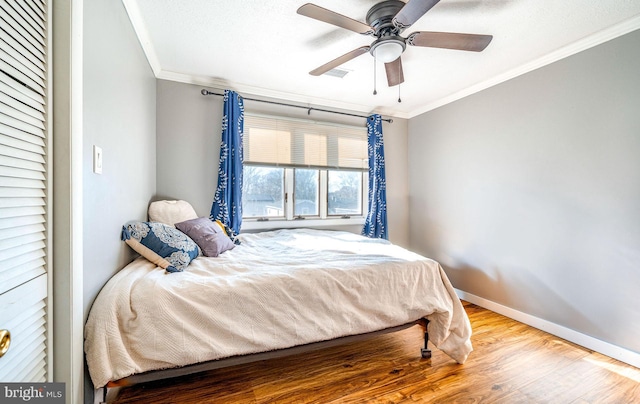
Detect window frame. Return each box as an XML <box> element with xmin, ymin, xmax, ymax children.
<box><xmin>326</xmin><ymin>169</ymin><xmax>366</xmax><ymax>218</ymax></box>
<box><xmin>242</xmin><ymin>164</ymin><xmax>368</xmax><ymax>229</ymax></box>
<box><xmin>241</xmin><ymin>165</ymin><xmax>286</xmax><ymax>220</ymax></box>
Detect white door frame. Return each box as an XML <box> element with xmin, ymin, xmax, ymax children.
<box><xmin>52</xmin><ymin>1</ymin><xmax>84</xmax><ymax>403</ymax></box>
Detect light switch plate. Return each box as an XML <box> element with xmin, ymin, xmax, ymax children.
<box><xmin>93</xmin><ymin>145</ymin><xmax>103</xmax><ymax>174</ymax></box>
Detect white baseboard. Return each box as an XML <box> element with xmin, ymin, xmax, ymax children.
<box><xmin>455</xmin><ymin>289</ymin><xmax>640</xmax><ymax>370</ymax></box>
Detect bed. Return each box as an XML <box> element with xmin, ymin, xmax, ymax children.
<box><xmin>85</xmin><ymin>225</ymin><xmax>472</xmax><ymax>399</ymax></box>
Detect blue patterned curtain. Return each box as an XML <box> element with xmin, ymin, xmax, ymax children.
<box><xmin>362</xmin><ymin>114</ymin><xmax>388</xmax><ymax>239</ymax></box>
<box><xmin>210</xmin><ymin>90</ymin><xmax>244</xmax><ymax>235</ymax></box>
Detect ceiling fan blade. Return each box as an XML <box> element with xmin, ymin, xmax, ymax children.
<box><xmin>297</xmin><ymin>3</ymin><xmax>374</xmax><ymax>35</ymax></box>
<box><xmin>385</xmin><ymin>57</ymin><xmax>404</xmax><ymax>87</ymax></box>
<box><xmin>392</xmin><ymin>0</ymin><xmax>440</xmax><ymax>30</ymax></box>
<box><xmin>309</xmin><ymin>46</ymin><xmax>370</xmax><ymax>76</ymax></box>
<box><xmin>407</xmin><ymin>31</ymin><xmax>493</xmax><ymax>51</ymax></box>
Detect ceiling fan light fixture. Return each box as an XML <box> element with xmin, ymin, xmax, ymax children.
<box><xmin>370</xmin><ymin>37</ymin><xmax>405</xmax><ymax>63</ymax></box>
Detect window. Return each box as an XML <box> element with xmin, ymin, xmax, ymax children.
<box><xmin>328</xmin><ymin>170</ymin><xmax>363</xmax><ymax>216</ymax></box>
<box><xmin>294</xmin><ymin>168</ymin><xmax>319</xmax><ymax>217</ymax></box>
<box><xmin>242</xmin><ymin>166</ymin><xmax>284</xmax><ymax>218</ymax></box>
<box><xmin>242</xmin><ymin>114</ymin><xmax>368</xmax><ymax>223</ymax></box>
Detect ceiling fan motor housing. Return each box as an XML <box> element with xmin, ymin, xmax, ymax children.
<box><xmin>366</xmin><ymin>0</ymin><xmax>407</xmax><ymax>62</ymax></box>
<box><xmin>366</xmin><ymin>0</ymin><xmax>405</xmax><ymax>36</ymax></box>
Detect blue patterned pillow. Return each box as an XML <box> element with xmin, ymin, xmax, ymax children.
<box><xmin>121</xmin><ymin>221</ymin><xmax>200</xmax><ymax>273</ymax></box>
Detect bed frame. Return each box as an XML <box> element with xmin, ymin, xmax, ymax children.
<box><xmin>96</xmin><ymin>319</ymin><xmax>431</xmax><ymax>404</ymax></box>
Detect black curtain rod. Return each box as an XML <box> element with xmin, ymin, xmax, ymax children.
<box><xmin>200</xmin><ymin>89</ymin><xmax>393</xmax><ymax>123</ymax></box>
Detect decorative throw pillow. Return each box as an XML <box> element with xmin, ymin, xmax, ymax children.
<box><xmin>175</xmin><ymin>217</ymin><xmax>235</xmax><ymax>257</ymax></box>
<box><xmin>212</xmin><ymin>219</ymin><xmax>227</xmax><ymax>235</ymax></box>
<box><xmin>212</xmin><ymin>218</ymin><xmax>242</xmax><ymax>245</ymax></box>
<box><xmin>122</xmin><ymin>221</ymin><xmax>200</xmax><ymax>272</ymax></box>
<box><xmin>148</xmin><ymin>200</ymin><xmax>198</xmax><ymax>226</ymax></box>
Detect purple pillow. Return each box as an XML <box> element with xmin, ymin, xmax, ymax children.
<box><xmin>175</xmin><ymin>217</ymin><xmax>235</xmax><ymax>257</ymax></box>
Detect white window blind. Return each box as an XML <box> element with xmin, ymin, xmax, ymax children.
<box><xmin>0</xmin><ymin>0</ymin><xmax>47</xmax><ymax>295</ymax></box>
<box><xmin>244</xmin><ymin>114</ymin><xmax>368</xmax><ymax>170</ymax></box>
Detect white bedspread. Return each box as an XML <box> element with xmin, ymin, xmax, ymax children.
<box><xmin>85</xmin><ymin>229</ymin><xmax>472</xmax><ymax>388</ymax></box>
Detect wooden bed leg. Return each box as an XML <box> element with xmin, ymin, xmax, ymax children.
<box><xmin>419</xmin><ymin>318</ymin><xmax>432</xmax><ymax>359</ymax></box>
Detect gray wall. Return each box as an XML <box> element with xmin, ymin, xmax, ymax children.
<box><xmin>83</xmin><ymin>1</ymin><xmax>156</xmax><ymax>399</ymax></box>
<box><xmin>83</xmin><ymin>0</ymin><xmax>156</xmax><ymax>314</ymax></box>
<box><xmin>408</xmin><ymin>29</ymin><xmax>640</xmax><ymax>355</ymax></box>
<box><xmin>156</xmin><ymin>80</ymin><xmax>410</xmax><ymax>246</ymax></box>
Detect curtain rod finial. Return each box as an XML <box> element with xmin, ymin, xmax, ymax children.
<box><xmin>201</xmin><ymin>89</ymin><xmax>208</xmax><ymax>96</ymax></box>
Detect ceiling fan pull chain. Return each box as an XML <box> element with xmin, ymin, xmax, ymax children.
<box><xmin>373</xmin><ymin>54</ymin><xmax>378</xmax><ymax>95</ymax></box>
<box><xmin>397</xmin><ymin>61</ymin><xmax>402</xmax><ymax>103</ymax></box>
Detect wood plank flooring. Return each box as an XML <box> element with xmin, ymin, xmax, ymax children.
<box><xmin>112</xmin><ymin>302</ymin><xmax>640</xmax><ymax>403</ymax></box>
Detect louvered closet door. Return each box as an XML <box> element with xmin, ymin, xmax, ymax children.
<box><xmin>0</xmin><ymin>0</ymin><xmax>49</xmax><ymax>382</ymax></box>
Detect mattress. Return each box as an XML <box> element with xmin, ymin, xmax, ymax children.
<box><xmin>85</xmin><ymin>228</ymin><xmax>472</xmax><ymax>388</ymax></box>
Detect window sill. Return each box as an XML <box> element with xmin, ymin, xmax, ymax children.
<box><xmin>241</xmin><ymin>217</ymin><xmax>365</xmax><ymax>231</ymax></box>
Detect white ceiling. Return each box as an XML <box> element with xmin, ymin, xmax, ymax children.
<box><xmin>123</xmin><ymin>0</ymin><xmax>640</xmax><ymax>118</ymax></box>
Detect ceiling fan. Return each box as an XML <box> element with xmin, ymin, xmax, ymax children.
<box><xmin>297</xmin><ymin>0</ymin><xmax>493</xmax><ymax>90</ymax></box>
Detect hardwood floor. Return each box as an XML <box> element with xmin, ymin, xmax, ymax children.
<box><xmin>112</xmin><ymin>302</ymin><xmax>640</xmax><ymax>403</ymax></box>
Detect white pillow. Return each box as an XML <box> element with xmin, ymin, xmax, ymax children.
<box><xmin>148</xmin><ymin>200</ymin><xmax>198</xmax><ymax>226</ymax></box>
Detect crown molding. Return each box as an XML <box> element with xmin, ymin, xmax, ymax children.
<box><xmin>156</xmin><ymin>70</ymin><xmax>411</xmax><ymax>120</ymax></box>
<box><xmin>119</xmin><ymin>0</ymin><xmax>407</xmax><ymax>120</ymax></box>
<box><xmin>122</xmin><ymin>1</ymin><xmax>639</xmax><ymax>122</ymax></box>
<box><xmin>121</xmin><ymin>0</ymin><xmax>161</xmax><ymax>77</ymax></box>
<box><xmin>408</xmin><ymin>14</ymin><xmax>640</xmax><ymax>118</ymax></box>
